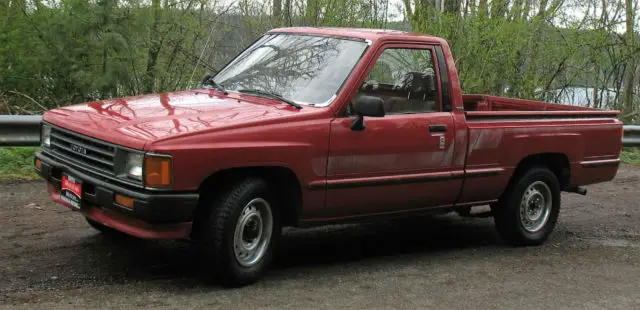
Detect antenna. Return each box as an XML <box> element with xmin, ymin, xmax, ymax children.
<box><xmin>187</xmin><ymin>18</ymin><xmax>220</xmax><ymax>90</ymax></box>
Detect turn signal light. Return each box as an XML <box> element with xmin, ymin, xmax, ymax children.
<box><xmin>35</xmin><ymin>158</ymin><xmax>42</xmax><ymax>170</ymax></box>
<box><xmin>115</xmin><ymin>194</ymin><xmax>134</xmax><ymax>209</ymax></box>
<box><xmin>144</xmin><ymin>155</ymin><xmax>172</xmax><ymax>187</ymax></box>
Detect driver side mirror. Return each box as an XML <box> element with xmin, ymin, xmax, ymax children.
<box><xmin>350</xmin><ymin>95</ymin><xmax>385</xmax><ymax>131</ymax></box>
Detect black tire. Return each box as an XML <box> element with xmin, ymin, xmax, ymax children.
<box><xmin>194</xmin><ymin>178</ymin><xmax>281</xmax><ymax>287</ymax></box>
<box><xmin>493</xmin><ymin>166</ymin><xmax>561</xmax><ymax>246</ymax></box>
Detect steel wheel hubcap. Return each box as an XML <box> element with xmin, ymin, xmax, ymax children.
<box><xmin>233</xmin><ymin>198</ymin><xmax>273</xmax><ymax>267</ymax></box>
<box><xmin>519</xmin><ymin>181</ymin><xmax>552</xmax><ymax>233</ymax></box>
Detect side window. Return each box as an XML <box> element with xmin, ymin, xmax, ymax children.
<box><xmin>356</xmin><ymin>48</ymin><xmax>439</xmax><ymax>114</ymax></box>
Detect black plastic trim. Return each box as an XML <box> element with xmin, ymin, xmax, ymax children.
<box><xmin>434</xmin><ymin>46</ymin><xmax>452</xmax><ymax>112</ymax></box>
<box><xmin>309</xmin><ymin>169</ymin><xmax>501</xmax><ymax>190</ymax></box>
<box><xmin>42</xmin><ymin>121</ymin><xmax>145</xmax><ymax>189</ymax></box>
<box><xmin>36</xmin><ymin>150</ymin><xmax>198</xmax><ymax>224</ymax></box>
<box><xmin>429</xmin><ymin>124</ymin><xmax>448</xmax><ymax>132</ymax></box>
<box><xmin>580</xmin><ymin>159</ymin><xmax>620</xmax><ymax>168</ymax></box>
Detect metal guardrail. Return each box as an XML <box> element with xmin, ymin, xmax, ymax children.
<box><xmin>0</xmin><ymin>115</ymin><xmax>42</xmax><ymax>146</ymax></box>
<box><xmin>624</xmin><ymin>125</ymin><xmax>640</xmax><ymax>147</ymax></box>
<box><xmin>0</xmin><ymin>114</ymin><xmax>640</xmax><ymax>147</ymax></box>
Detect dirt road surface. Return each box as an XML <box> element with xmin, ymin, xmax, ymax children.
<box><xmin>1</xmin><ymin>165</ymin><xmax>640</xmax><ymax>309</ymax></box>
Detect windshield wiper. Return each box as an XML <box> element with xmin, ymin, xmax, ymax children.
<box><xmin>237</xmin><ymin>89</ymin><xmax>302</xmax><ymax>109</ymax></box>
<box><xmin>200</xmin><ymin>74</ymin><xmax>228</xmax><ymax>95</ymax></box>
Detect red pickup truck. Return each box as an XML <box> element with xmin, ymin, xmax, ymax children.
<box><xmin>34</xmin><ymin>27</ymin><xmax>623</xmax><ymax>285</ymax></box>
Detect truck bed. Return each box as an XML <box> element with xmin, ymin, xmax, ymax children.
<box><xmin>456</xmin><ymin>94</ymin><xmax>622</xmax><ymax>205</ymax></box>
<box><xmin>462</xmin><ymin>94</ymin><xmax>619</xmax><ymax>117</ymax></box>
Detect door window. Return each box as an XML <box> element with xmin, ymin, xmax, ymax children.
<box><xmin>356</xmin><ymin>48</ymin><xmax>440</xmax><ymax>114</ymax></box>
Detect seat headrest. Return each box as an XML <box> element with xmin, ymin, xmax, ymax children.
<box><xmin>401</xmin><ymin>70</ymin><xmax>436</xmax><ymax>94</ymax></box>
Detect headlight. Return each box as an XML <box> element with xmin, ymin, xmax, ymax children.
<box><xmin>41</xmin><ymin>125</ymin><xmax>51</xmax><ymax>147</ymax></box>
<box><xmin>121</xmin><ymin>151</ymin><xmax>172</xmax><ymax>188</ymax></box>
<box><xmin>125</xmin><ymin>153</ymin><xmax>143</xmax><ymax>180</ymax></box>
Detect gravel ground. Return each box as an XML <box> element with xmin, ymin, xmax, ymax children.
<box><xmin>1</xmin><ymin>165</ymin><xmax>640</xmax><ymax>309</ymax></box>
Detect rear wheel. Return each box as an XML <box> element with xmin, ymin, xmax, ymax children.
<box><xmin>194</xmin><ymin>178</ymin><xmax>281</xmax><ymax>286</ymax></box>
<box><xmin>493</xmin><ymin>166</ymin><xmax>561</xmax><ymax>246</ymax></box>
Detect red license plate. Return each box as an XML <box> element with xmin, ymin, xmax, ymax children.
<box><xmin>61</xmin><ymin>174</ymin><xmax>82</xmax><ymax>209</ymax></box>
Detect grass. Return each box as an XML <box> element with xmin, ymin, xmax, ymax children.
<box><xmin>621</xmin><ymin>148</ymin><xmax>640</xmax><ymax>166</ymax></box>
<box><xmin>0</xmin><ymin>147</ymin><xmax>39</xmax><ymax>181</ymax></box>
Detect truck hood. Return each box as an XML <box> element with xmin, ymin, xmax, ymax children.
<box><xmin>43</xmin><ymin>90</ymin><xmax>313</xmax><ymax>150</ymax></box>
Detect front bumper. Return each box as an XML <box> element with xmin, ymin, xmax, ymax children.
<box><xmin>35</xmin><ymin>150</ymin><xmax>199</xmax><ymax>239</ymax></box>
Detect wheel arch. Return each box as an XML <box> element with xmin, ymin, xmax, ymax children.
<box><xmin>505</xmin><ymin>153</ymin><xmax>571</xmax><ymax>194</ymax></box>
<box><xmin>193</xmin><ymin>166</ymin><xmax>303</xmax><ymax>231</ymax></box>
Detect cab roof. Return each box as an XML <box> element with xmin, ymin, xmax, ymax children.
<box><xmin>267</xmin><ymin>27</ymin><xmax>446</xmax><ymax>44</ymax></box>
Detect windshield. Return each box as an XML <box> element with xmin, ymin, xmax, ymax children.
<box><xmin>211</xmin><ymin>33</ymin><xmax>368</xmax><ymax>106</ymax></box>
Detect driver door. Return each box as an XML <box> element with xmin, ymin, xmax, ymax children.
<box><xmin>324</xmin><ymin>44</ymin><xmax>461</xmax><ymax>218</ymax></box>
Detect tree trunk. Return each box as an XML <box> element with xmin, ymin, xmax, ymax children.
<box><xmin>403</xmin><ymin>0</ymin><xmax>414</xmax><ymax>23</ymax></box>
<box><xmin>272</xmin><ymin>0</ymin><xmax>282</xmax><ymax>27</ymax></box>
<box><xmin>489</xmin><ymin>0</ymin><xmax>507</xmax><ymax>19</ymax></box>
<box><xmin>621</xmin><ymin>0</ymin><xmax>636</xmax><ymax>122</ymax></box>
<box><xmin>306</xmin><ymin>0</ymin><xmax>318</xmax><ymax>26</ymax></box>
<box><xmin>522</xmin><ymin>0</ymin><xmax>531</xmax><ymax>19</ymax></box>
<box><xmin>467</xmin><ymin>0</ymin><xmax>475</xmax><ymax>17</ymax></box>
<box><xmin>145</xmin><ymin>0</ymin><xmax>162</xmax><ymax>93</ymax></box>
<box><xmin>284</xmin><ymin>0</ymin><xmax>292</xmax><ymax>26</ymax></box>
<box><xmin>444</xmin><ymin>0</ymin><xmax>461</xmax><ymax>14</ymax></box>
<box><xmin>478</xmin><ymin>0</ymin><xmax>488</xmax><ymax>18</ymax></box>
<box><xmin>509</xmin><ymin>0</ymin><xmax>523</xmax><ymax>20</ymax></box>
<box><xmin>537</xmin><ymin>0</ymin><xmax>549</xmax><ymax>18</ymax></box>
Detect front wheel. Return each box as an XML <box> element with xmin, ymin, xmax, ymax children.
<box><xmin>493</xmin><ymin>166</ymin><xmax>561</xmax><ymax>246</ymax></box>
<box><xmin>195</xmin><ymin>178</ymin><xmax>281</xmax><ymax>286</ymax></box>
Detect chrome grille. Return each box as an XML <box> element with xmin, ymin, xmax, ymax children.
<box><xmin>49</xmin><ymin>127</ymin><xmax>117</xmax><ymax>175</ymax></box>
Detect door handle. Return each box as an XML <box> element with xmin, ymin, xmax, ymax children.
<box><xmin>429</xmin><ymin>124</ymin><xmax>447</xmax><ymax>132</ymax></box>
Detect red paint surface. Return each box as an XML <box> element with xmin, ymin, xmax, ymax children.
<box><xmin>41</xmin><ymin>27</ymin><xmax>623</xmax><ymax>230</ymax></box>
